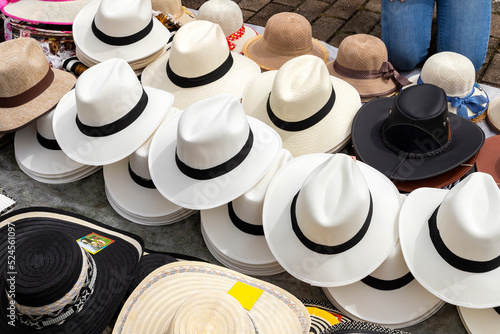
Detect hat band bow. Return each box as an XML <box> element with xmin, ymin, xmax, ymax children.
<box><xmin>333</xmin><ymin>61</ymin><xmax>411</xmax><ymax>87</ymax></box>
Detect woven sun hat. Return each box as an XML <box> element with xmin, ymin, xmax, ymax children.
<box><xmin>407</xmin><ymin>52</ymin><xmax>489</xmax><ymax>123</ymax></box>
<box><xmin>351</xmin><ymin>84</ymin><xmax>485</xmax><ymax>181</ymax></box>
<box><xmin>486</xmin><ymin>97</ymin><xmax>500</xmax><ymax>134</ymax></box>
<box><xmin>148</xmin><ymin>93</ymin><xmax>282</xmax><ymax>210</ymax></box>
<box><xmin>53</xmin><ymin>58</ymin><xmax>172</xmax><ymax>166</ymax></box>
<box><xmin>300</xmin><ymin>299</ymin><xmax>352</xmax><ymax>332</ymax></box>
<box><xmin>200</xmin><ymin>148</ymin><xmax>292</xmax><ymax>276</ymax></box>
<box><xmin>0</xmin><ymin>207</ymin><xmax>143</xmax><ymax>334</ymax></box>
<box><xmin>242</xmin><ymin>54</ymin><xmax>361</xmax><ymax>157</ymax></box>
<box><xmin>112</xmin><ymin>261</ymin><xmax>311</xmax><ymax>333</ymax></box>
<box><xmin>1</xmin><ymin>0</ymin><xmax>93</xmax><ymax>25</ymax></box>
<box><xmin>243</xmin><ymin>12</ymin><xmax>328</xmax><ymax>71</ymax></box>
<box><xmin>263</xmin><ymin>153</ymin><xmax>401</xmax><ymax>287</ymax></box>
<box><xmin>399</xmin><ymin>172</ymin><xmax>500</xmax><ymax>308</ymax></box>
<box><xmin>151</xmin><ymin>0</ymin><xmax>196</xmax><ymax>25</ymax></box>
<box><xmin>326</xmin><ymin>34</ymin><xmax>410</xmax><ymax>101</ymax></box>
<box><xmin>0</xmin><ymin>38</ymin><xmax>76</xmax><ymax>134</ymax></box>
<box><xmin>141</xmin><ymin>20</ymin><xmax>260</xmax><ymax>110</ymax></box>
<box><xmin>475</xmin><ymin>135</ymin><xmax>500</xmax><ymax>188</ymax></box>
<box><xmin>72</xmin><ymin>0</ymin><xmax>171</xmax><ymax>64</ymax></box>
<box><xmin>458</xmin><ymin>306</ymin><xmax>500</xmax><ymax>334</ymax></box>
<box><xmin>323</xmin><ymin>241</ymin><xmax>445</xmax><ymax>328</ymax></box>
<box><xmin>197</xmin><ymin>0</ymin><xmax>257</xmax><ymax>54</ymax></box>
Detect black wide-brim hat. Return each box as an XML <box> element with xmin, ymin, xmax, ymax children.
<box><xmin>0</xmin><ymin>207</ymin><xmax>144</xmax><ymax>334</ymax></box>
<box><xmin>352</xmin><ymin>84</ymin><xmax>485</xmax><ymax>181</ymax></box>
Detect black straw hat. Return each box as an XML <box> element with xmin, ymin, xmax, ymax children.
<box><xmin>352</xmin><ymin>84</ymin><xmax>484</xmax><ymax>181</ymax></box>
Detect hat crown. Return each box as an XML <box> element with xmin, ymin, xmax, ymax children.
<box><xmin>129</xmin><ymin>136</ymin><xmax>152</xmax><ymax>180</ymax></box>
<box><xmin>270</xmin><ymin>55</ymin><xmax>333</xmax><ymax>122</ymax></box>
<box><xmin>336</xmin><ymin>34</ymin><xmax>388</xmax><ymax>71</ymax></box>
<box><xmin>151</xmin><ymin>0</ymin><xmax>182</xmax><ymax>18</ymax></box>
<box><xmin>75</xmin><ymin>58</ymin><xmax>144</xmax><ymax>127</ymax></box>
<box><xmin>198</xmin><ymin>0</ymin><xmax>243</xmax><ymax>37</ymax></box>
<box><xmin>369</xmin><ymin>241</ymin><xmax>409</xmax><ymax>280</ymax></box>
<box><xmin>421</xmin><ymin>52</ymin><xmax>476</xmax><ymax>97</ymax></box>
<box><xmin>295</xmin><ymin>154</ymin><xmax>371</xmax><ymax>246</ymax></box>
<box><xmin>0</xmin><ymin>38</ymin><xmax>50</xmax><ymax>98</ymax></box>
<box><xmin>169</xmin><ymin>20</ymin><xmax>230</xmax><ymax>78</ymax></box>
<box><xmin>37</xmin><ymin>110</ymin><xmax>57</xmax><ymax>140</ymax></box>
<box><xmin>176</xmin><ymin>94</ymin><xmax>250</xmax><ymax>170</ymax></box>
<box><xmin>94</xmin><ymin>0</ymin><xmax>153</xmax><ymax>38</ymax></box>
<box><xmin>437</xmin><ymin>173</ymin><xmax>500</xmax><ymax>262</ymax></box>
<box><xmin>262</xmin><ymin>12</ymin><xmax>313</xmax><ymax>55</ymax></box>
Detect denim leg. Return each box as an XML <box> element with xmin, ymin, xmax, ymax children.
<box><xmin>381</xmin><ymin>0</ymin><xmax>435</xmax><ymax>71</ymax></box>
<box><xmin>436</xmin><ymin>0</ymin><xmax>491</xmax><ymax>71</ymax></box>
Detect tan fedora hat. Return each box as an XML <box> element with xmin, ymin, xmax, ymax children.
<box><xmin>151</xmin><ymin>0</ymin><xmax>196</xmax><ymax>25</ymax></box>
<box><xmin>0</xmin><ymin>38</ymin><xmax>76</xmax><ymax>133</ymax></box>
<box><xmin>327</xmin><ymin>34</ymin><xmax>410</xmax><ymax>100</ymax></box>
<box><xmin>243</xmin><ymin>12</ymin><xmax>329</xmax><ymax>71</ymax></box>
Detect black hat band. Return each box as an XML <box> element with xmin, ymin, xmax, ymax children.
<box><xmin>361</xmin><ymin>272</ymin><xmax>414</xmax><ymax>291</ymax></box>
<box><xmin>228</xmin><ymin>201</ymin><xmax>264</xmax><ymax>236</ymax></box>
<box><xmin>92</xmin><ymin>18</ymin><xmax>153</xmax><ymax>46</ymax></box>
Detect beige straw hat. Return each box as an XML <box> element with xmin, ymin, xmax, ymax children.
<box><xmin>0</xmin><ymin>38</ymin><xmax>76</xmax><ymax>133</ymax></box>
<box><xmin>486</xmin><ymin>97</ymin><xmax>500</xmax><ymax>134</ymax></box>
<box><xmin>242</xmin><ymin>55</ymin><xmax>361</xmax><ymax>157</ymax></box>
<box><xmin>112</xmin><ymin>261</ymin><xmax>311</xmax><ymax>334</ymax></box>
<box><xmin>1</xmin><ymin>0</ymin><xmax>93</xmax><ymax>24</ymax></box>
<box><xmin>151</xmin><ymin>0</ymin><xmax>196</xmax><ymax>25</ymax></box>
<box><xmin>243</xmin><ymin>12</ymin><xmax>329</xmax><ymax>71</ymax></box>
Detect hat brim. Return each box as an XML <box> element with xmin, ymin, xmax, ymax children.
<box><xmin>53</xmin><ymin>86</ymin><xmax>172</xmax><ymax>166</ymax></box>
<box><xmin>0</xmin><ymin>69</ymin><xmax>76</xmax><ymax>133</ymax></box>
<box><xmin>351</xmin><ymin>97</ymin><xmax>485</xmax><ymax>181</ymax></box>
<box><xmin>486</xmin><ymin>97</ymin><xmax>500</xmax><ymax>134</ymax></box>
<box><xmin>16</xmin><ymin>157</ymin><xmax>100</xmax><ymax>184</ymax></box>
<box><xmin>141</xmin><ymin>51</ymin><xmax>261</xmax><ymax>110</ymax></box>
<box><xmin>243</xmin><ymin>35</ymin><xmax>329</xmax><ymax>71</ymax></box>
<box><xmin>0</xmin><ymin>207</ymin><xmax>143</xmax><ymax>334</ymax></box>
<box><xmin>148</xmin><ymin>113</ymin><xmax>282</xmax><ymax>210</ymax></box>
<box><xmin>263</xmin><ymin>153</ymin><xmax>401</xmax><ymax>287</ymax></box>
<box><xmin>242</xmin><ymin>71</ymin><xmax>361</xmax><ymax>157</ymax></box>
<box><xmin>73</xmin><ymin>0</ymin><xmax>171</xmax><ymax>63</ymax></box>
<box><xmin>400</xmin><ymin>187</ymin><xmax>500</xmax><ymax>307</ymax></box>
<box><xmin>1</xmin><ymin>0</ymin><xmax>93</xmax><ymax>24</ymax></box>
<box><xmin>458</xmin><ymin>306</ymin><xmax>500</xmax><ymax>334</ymax></box>
<box><xmin>475</xmin><ymin>135</ymin><xmax>500</xmax><ymax>186</ymax></box>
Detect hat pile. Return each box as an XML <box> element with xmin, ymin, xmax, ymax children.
<box><xmin>458</xmin><ymin>306</ymin><xmax>500</xmax><ymax>334</ymax></box>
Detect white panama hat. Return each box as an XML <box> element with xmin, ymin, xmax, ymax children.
<box><xmin>458</xmin><ymin>306</ymin><xmax>500</xmax><ymax>334</ymax></box>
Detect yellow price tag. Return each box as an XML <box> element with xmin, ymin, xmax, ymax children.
<box><xmin>227</xmin><ymin>281</ymin><xmax>264</xmax><ymax>311</ymax></box>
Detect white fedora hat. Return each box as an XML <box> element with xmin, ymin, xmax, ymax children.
<box><xmin>399</xmin><ymin>172</ymin><xmax>500</xmax><ymax>308</ymax></box>
<box><xmin>53</xmin><ymin>58</ymin><xmax>172</xmax><ymax>166</ymax></box>
<box><xmin>197</xmin><ymin>0</ymin><xmax>258</xmax><ymax>54</ymax></box>
<box><xmin>141</xmin><ymin>20</ymin><xmax>261</xmax><ymax>110</ymax></box>
<box><xmin>324</xmin><ymin>241</ymin><xmax>445</xmax><ymax>328</ymax></box>
<box><xmin>200</xmin><ymin>148</ymin><xmax>292</xmax><ymax>274</ymax></box>
<box><xmin>242</xmin><ymin>55</ymin><xmax>361</xmax><ymax>157</ymax></box>
<box><xmin>73</xmin><ymin>0</ymin><xmax>171</xmax><ymax>63</ymax></box>
<box><xmin>149</xmin><ymin>93</ymin><xmax>282</xmax><ymax>210</ymax></box>
<box><xmin>407</xmin><ymin>52</ymin><xmax>489</xmax><ymax>122</ymax></box>
<box><xmin>458</xmin><ymin>306</ymin><xmax>500</xmax><ymax>334</ymax></box>
<box><xmin>263</xmin><ymin>153</ymin><xmax>401</xmax><ymax>287</ymax></box>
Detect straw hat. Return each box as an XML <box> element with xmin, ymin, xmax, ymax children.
<box><xmin>326</xmin><ymin>34</ymin><xmax>410</xmax><ymax>100</ymax></box>
<box><xmin>53</xmin><ymin>58</ymin><xmax>173</xmax><ymax>166</ymax></box>
<box><xmin>112</xmin><ymin>261</ymin><xmax>311</xmax><ymax>333</ymax></box>
<box><xmin>474</xmin><ymin>135</ymin><xmax>500</xmax><ymax>188</ymax></box>
<box><xmin>300</xmin><ymin>299</ymin><xmax>352</xmax><ymax>332</ymax></box>
<box><xmin>72</xmin><ymin>0</ymin><xmax>171</xmax><ymax>63</ymax></box>
<box><xmin>458</xmin><ymin>306</ymin><xmax>500</xmax><ymax>334</ymax></box>
<box><xmin>0</xmin><ymin>38</ymin><xmax>76</xmax><ymax>133</ymax></box>
<box><xmin>1</xmin><ymin>0</ymin><xmax>93</xmax><ymax>25</ymax></box>
<box><xmin>399</xmin><ymin>172</ymin><xmax>500</xmax><ymax>307</ymax></box>
<box><xmin>149</xmin><ymin>93</ymin><xmax>282</xmax><ymax>210</ymax></box>
<box><xmin>263</xmin><ymin>153</ymin><xmax>401</xmax><ymax>287</ymax></box>
<box><xmin>486</xmin><ymin>97</ymin><xmax>500</xmax><ymax>134</ymax></box>
<box><xmin>142</xmin><ymin>20</ymin><xmax>260</xmax><ymax>110</ymax></box>
<box><xmin>243</xmin><ymin>12</ymin><xmax>328</xmax><ymax>71</ymax></box>
<box><xmin>197</xmin><ymin>0</ymin><xmax>257</xmax><ymax>54</ymax></box>
<box><xmin>243</xmin><ymin>55</ymin><xmax>361</xmax><ymax>157</ymax></box>
<box><xmin>407</xmin><ymin>52</ymin><xmax>489</xmax><ymax>122</ymax></box>
<box><xmin>352</xmin><ymin>84</ymin><xmax>485</xmax><ymax>181</ymax></box>
<box><xmin>0</xmin><ymin>207</ymin><xmax>143</xmax><ymax>334</ymax></box>
<box><xmin>150</xmin><ymin>0</ymin><xmax>196</xmax><ymax>25</ymax></box>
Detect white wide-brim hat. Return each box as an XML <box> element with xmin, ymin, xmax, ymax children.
<box><xmin>1</xmin><ymin>0</ymin><xmax>94</xmax><ymax>24</ymax></box>
<box><xmin>458</xmin><ymin>306</ymin><xmax>500</xmax><ymax>334</ymax></box>
<box><xmin>263</xmin><ymin>153</ymin><xmax>401</xmax><ymax>287</ymax></box>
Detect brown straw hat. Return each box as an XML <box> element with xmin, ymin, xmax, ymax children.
<box><xmin>0</xmin><ymin>38</ymin><xmax>76</xmax><ymax>133</ymax></box>
<box><xmin>327</xmin><ymin>34</ymin><xmax>410</xmax><ymax>100</ymax></box>
<box><xmin>475</xmin><ymin>135</ymin><xmax>500</xmax><ymax>187</ymax></box>
<box><xmin>486</xmin><ymin>97</ymin><xmax>500</xmax><ymax>134</ymax></box>
<box><xmin>243</xmin><ymin>12</ymin><xmax>329</xmax><ymax>71</ymax></box>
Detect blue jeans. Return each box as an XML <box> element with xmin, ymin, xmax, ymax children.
<box><xmin>381</xmin><ymin>0</ymin><xmax>491</xmax><ymax>71</ymax></box>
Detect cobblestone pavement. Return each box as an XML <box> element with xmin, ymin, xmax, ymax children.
<box><xmin>184</xmin><ymin>0</ymin><xmax>500</xmax><ymax>88</ymax></box>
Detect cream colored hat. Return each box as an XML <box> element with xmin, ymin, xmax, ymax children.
<box><xmin>197</xmin><ymin>0</ymin><xmax>257</xmax><ymax>54</ymax></box>
<box><xmin>142</xmin><ymin>20</ymin><xmax>261</xmax><ymax>110</ymax></box>
<box><xmin>458</xmin><ymin>306</ymin><xmax>500</xmax><ymax>334</ymax></box>
<box><xmin>151</xmin><ymin>0</ymin><xmax>196</xmax><ymax>25</ymax></box>
<box><xmin>243</xmin><ymin>55</ymin><xmax>361</xmax><ymax>157</ymax></box>
<box><xmin>1</xmin><ymin>0</ymin><xmax>93</xmax><ymax>24</ymax></box>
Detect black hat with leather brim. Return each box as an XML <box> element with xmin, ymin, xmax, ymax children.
<box><xmin>351</xmin><ymin>84</ymin><xmax>485</xmax><ymax>181</ymax></box>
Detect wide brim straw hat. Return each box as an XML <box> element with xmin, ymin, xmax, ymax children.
<box><xmin>242</xmin><ymin>55</ymin><xmax>361</xmax><ymax>157</ymax></box>
<box><xmin>112</xmin><ymin>261</ymin><xmax>311</xmax><ymax>333</ymax></box>
<box><xmin>0</xmin><ymin>38</ymin><xmax>76</xmax><ymax>134</ymax></box>
<box><xmin>263</xmin><ymin>153</ymin><xmax>401</xmax><ymax>287</ymax></box>
<box><xmin>150</xmin><ymin>0</ymin><xmax>196</xmax><ymax>25</ymax></box>
<box><xmin>486</xmin><ymin>97</ymin><xmax>500</xmax><ymax>134</ymax></box>
<box><xmin>0</xmin><ymin>207</ymin><xmax>143</xmax><ymax>334</ymax></box>
<box><xmin>1</xmin><ymin>0</ymin><xmax>94</xmax><ymax>25</ymax></box>
<box><xmin>474</xmin><ymin>135</ymin><xmax>500</xmax><ymax>187</ymax></box>
<box><xmin>458</xmin><ymin>306</ymin><xmax>500</xmax><ymax>334</ymax></box>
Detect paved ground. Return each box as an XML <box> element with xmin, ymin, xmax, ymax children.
<box><xmin>183</xmin><ymin>0</ymin><xmax>500</xmax><ymax>88</ymax></box>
